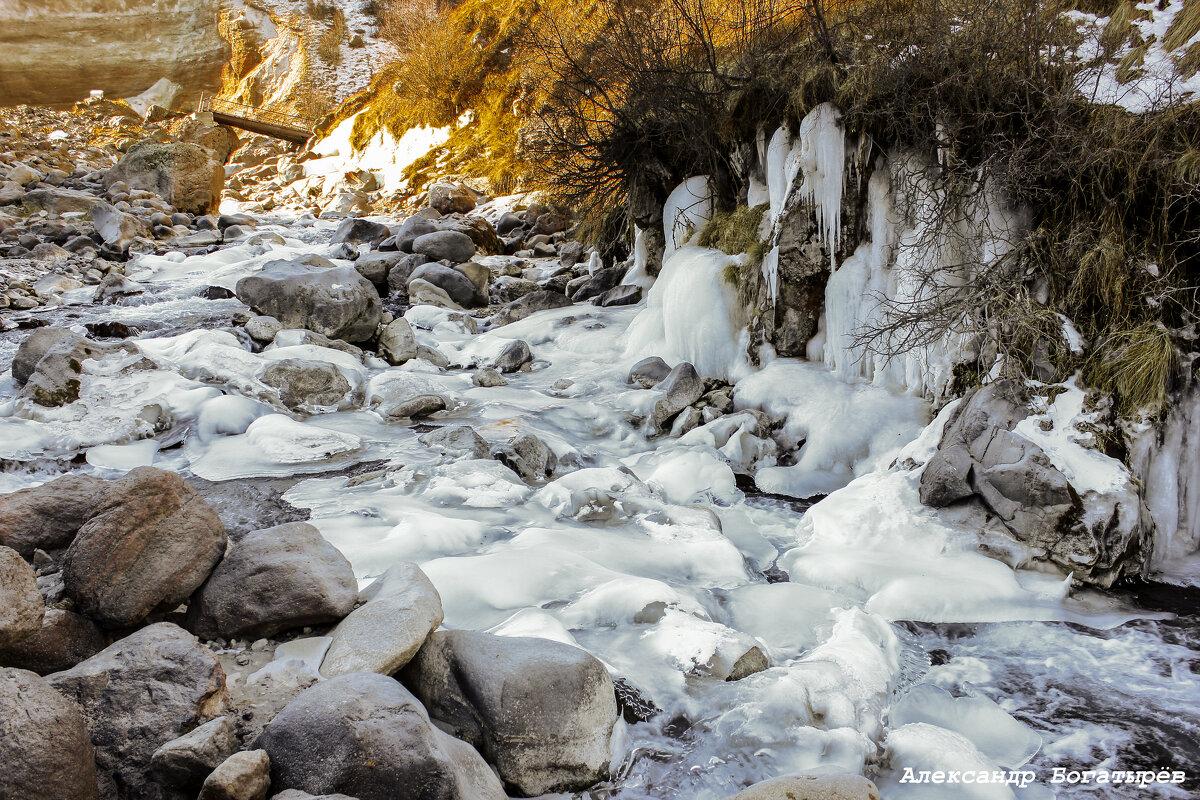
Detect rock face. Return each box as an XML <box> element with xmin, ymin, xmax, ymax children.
<box><xmin>105</xmin><ymin>141</ymin><xmax>225</xmax><ymax>215</ymax></box>
<box><xmin>320</xmin><ymin>562</ymin><xmax>443</xmax><ymax>678</ymax></box>
<box><xmin>187</xmin><ymin>522</ymin><xmax>357</xmax><ymax>640</ymax></box>
<box><xmin>0</xmin><ymin>0</ymin><xmax>228</xmax><ymax>107</ymax></box>
<box><xmin>48</xmin><ymin>623</ymin><xmax>228</xmax><ymax>800</ymax></box>
<box><xmin>257</xmin><ymin>672</ymin><xmax>506</xmax><ymax>800</ymax></box>
<box><xmin>0</xmin><ymin>545</ymin><xmax>46</xmax><ymax>649</ymax></box>
<box><xmin>402</xmin><ymin>631</ymin><xmax>619</xmax><ymax>796</ymax></box>
<box><xmin>919</xmin><ymin>381</ymin><xmax>1150</xmax><ymax>587</ymax></box>
<box><xmin>236</xmin><ymin>262</ymin><xmax>381</xmax><ymax>343</ymax></box>
<box><xmin>0</xmin><ymin>667</ymin><xmax>99</xmax><ymax>800</ymax></box>
<box><xmin>62</xmin><ymin>467</ymin><xmax>227</xmax><ymax>629</ymax></box>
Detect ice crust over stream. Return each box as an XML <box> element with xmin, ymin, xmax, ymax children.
<box><xmin>1</xmin><ymin>148</ymin><xmax>1197</xmax><ymax>796</ymax></box>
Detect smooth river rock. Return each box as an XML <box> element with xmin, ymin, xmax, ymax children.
<box><xmin>0</xmin><ymin>667</ymin><xmax>99</xmax><ymax>800</ymax></box>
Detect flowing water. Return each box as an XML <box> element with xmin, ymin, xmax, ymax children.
<box><xmin>2</xmin><ymin>215</ymin><xmax>1197</xmax><ymax>799</ymax></box>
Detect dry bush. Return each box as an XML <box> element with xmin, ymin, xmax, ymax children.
<box><xmin>317</xmin><ymin>6</ymin><xmax>347</xmax><ymax>65</ymax></box>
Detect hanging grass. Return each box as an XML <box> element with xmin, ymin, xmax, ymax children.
<box><xmin>1085</xmin><ymin>323</ymin><xmax>1179</xmax><ymax>414</ymax></box>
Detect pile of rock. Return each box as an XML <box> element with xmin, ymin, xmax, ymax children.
<box><xmin>627</xmin><ymin>356</ymin><xmax>755</xmax><ymax>436</ymax></box>
<box><xmin>0</xmin><ymin>466</ymin><xmax>623</xmax><ymax>800</ymax></box>
<box><xmin>0</xmin><ymin>104</ymin><xmax>243</xmax><ymax>313</ymax></box>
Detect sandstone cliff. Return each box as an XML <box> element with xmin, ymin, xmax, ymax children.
<box><xmin>0</xmin><ymin>0</ymin><xmax>229</xmax><ymax>107</ymax></box>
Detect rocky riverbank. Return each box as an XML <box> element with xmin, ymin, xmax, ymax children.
<box><xmin>1</xmin><ymin>102</ymin><xmax>1197</xmax><ymax>800</ymax></box>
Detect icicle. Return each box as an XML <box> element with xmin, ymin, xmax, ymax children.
<box><xmin>796</xmin><ymin>103</ymin><xmax>846</xmax><ymax>270</ymax></box>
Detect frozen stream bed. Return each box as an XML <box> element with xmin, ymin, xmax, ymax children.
<box><xmin>1</xmin><ymin>216</ymin><xmax>1196</xmax><ymax>799</ymax></box>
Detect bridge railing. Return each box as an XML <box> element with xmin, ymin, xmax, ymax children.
<box><xmin>198</xmin><ymin>96</ymin><xmax>315</xmax><ymax>133</ymax></box>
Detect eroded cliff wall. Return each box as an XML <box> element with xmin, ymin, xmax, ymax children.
<box><xmin>0</xmin><ymin>0</ymin><xmax>230</xmax><ymax>107</ymax></box>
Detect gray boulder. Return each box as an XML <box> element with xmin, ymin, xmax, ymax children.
<box><xmin>187</xmin><ymin>522</ymin><xmax>357</xmax><ymax>641</ymax></box>
<box><xmin>492</xmin><ymin>433</ymin><xmax>557</xmax><ymax>483</ymax></box>
<box><xmin>651</xmin><ymin>361</ymin><xmax>704</xmax><ymax>429</ymax></box>
<box><xmin>320</xmin><ymin>562</ymin><xmax>443</xmax><ymax>678</ymax></box>
<box><xmin>331</xmin><ymin>218</ymin><xmax>391</xmax><ymax>247</ymax></box>
<box><xmin>412</xmin><ymin>230</ymin><xmax>476</xmax><ymax>264</ymax></box>
<box><xmin>419</xmin><ymin>426</ymin><xmax>489</xmax><ymax>460</ymax></box>
<box><xmin>486</xmin><ymin>290</ymin><xmax>572</xmax><ymax>328</ymax></box>
<box><xmin>62</xmin><ymin>467</ymin><xmax>227</xmax><ymax>629</ymax></box>
<box><xmin>92</xmin><ymin>201</ymin><xmax>150</xmax><ymax>250</ymax></box>
<box><xmin>378</xmin><ymin>393</ymin><xmax>447</xmax><ymax>421</ymax></box>
<box><xmin>377</xmin><ymin>318</ymin><xmax>418</xmax><ymax>365</ymax></box>
<box><xmin>570</xmin><ymin>265</ymin><xmax>627</xmax><ymax>302</ymax></box>
<box><xmin>0</xmin><ymin>473</ymin><xmax>107</xmax><ymax>557</ymax></box>
<box><xmin>918</xmin><ymin>381</ymin><xmax>1150</xmax><ymax>587</ymax></box>
<box><xmin>0</xmin><ymin>608</ymin><xmax>106</xmax><ymax>675</ymax></box>
<box><xmin>151</xmin><ymin>716</ymin><xmax>239</xmax><ymax>790</ymax></box>
<box><xmin>0</xmin><ymin>545</ymin><xmax>44</xmax><ymax>649</ymax></box>
<box><xmin>257</xmin><ymin>673</ymin><xmax>505</xmax><ymax>800</ymax></box>
<box><xmin>627</xmin><ymin>356</ymin><xmax>671</xmax><ymax>388</ymax></box>
<box><xmin>407</xmin><ymin>278</ymin><xmax>463</xmax><ymax>310</ymax></box>
<box><xmin>492</xmin><ymin>339</ymin><xmax>532</xmax><ymax>373</ymax></box>
<box><xmin>402</xmin><ymin>631</ymin><xmax>618</xmax><ymax>795</ymax></box>
<box><xmin>428</xmin><ymin>183</ymin><xmax>475</xmax><ymax>215</ymax></box>
<box><xmin>235</xmin><ymin>262</ymin><xmax>381</xmax><ymax>343</ymax></box>
<box><xmin>394</xmin><ymin>214</ymin><xmax>439</xmax><ymax>252</ymax></box>
<box><xmin>260</xmin><ymin>359</ymin><xmax>356</xmax><ymax>414</ymax></box>
<box><xmin>471</xmin><ymin>367</ymin><xmax>507</xmax><ymax>387</ymax></box>
<box><xmin>48</xmin><ymin>623</ymin><xmax>228</xmax><ymax>800</ymax></box>
<box><xmin>199</xmin><ymin>750</ymin><xmax>271</xmax><ymax>800</ymax></box>
<box><xmin>353</xmin><ymin>251</ymin><xmax>406</xmax><ymax>286</ymax></box>
<box><xmin>0</xmin><ymin>667</ymin><xmax>98</xmax><ymax>800</ymax></box>
<box><xmin>11</xmin><ymin>326</ymin><xmax>80</xmax><ymax>386</ymax></box>
<box><xmin>408</xmin><ymin>263</ymin><xmax>481</xmax><ymax>308</ymax></box>
<box><xmin>594</xmin><ymin>284</ymin><xmax>641</xmax><ymax>307</ymax></box>
<box><xmin>20</xmin><ymin>336</ymin><xmax>134</xmax><ymax>408</ymax></box>
<box><xmin>385</xmin><ymin>253</ymin><xmax>429</xmax><ymax>294</ymax></box>
<box><xmin>105</xmin><ymin>140</ymin><xmax>224</xmax><ymax>215</ymax></box>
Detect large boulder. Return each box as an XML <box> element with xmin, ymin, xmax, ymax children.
<box><xmin>187</xmin><ymin>522</ymin><xmax>357</xmax><ymax>641</ymax></box>
<box><xmin>491</xmin><ymin>339</ymin><xmax>532</xmax><ymax>374</ymax></box>
<box><xmin>259</xmin><ymin>359</ymin><xmax>356</xmax><ymax>414</ymax></box>
<box><xmin>235</xmin><ymin>262</ymin><xmax>381</xmax><ymax>343</ymax></box>
<box><xmin>918</xmin><ymin>381</ymin><xmax>1150</xmax><ymax>587</ymax></box>
<box><xmin>408</xmin><ymin>263</ymin><xmax>481</xmax><ymax>308</ymax></box>
<box><xmin>176</xmin><ymin>119</ymin><xmax>240</xmax><ymax>163</ymax></box>
<box><xmin>0</xmin><ymin>667</ymin><xmax>99</xmax><ymax>800</ymax></box>
<box><xmin>402</xmin><ymin>631</ymin><xmax>619</xmax><ymax>796</ymax></box>
<box><xmin>92</xmin><ymin>201</ymin><xmax>150</xmax><ymax>250</ymax></box>
<box><xmin>62</xmin><ymin>468</ymin><xmax>227</xmax><ymax>629</ymax></box>
<box><xmin>650</xmin><ymin>361</ymin><xmax>704</xmax><ymax>430</ymax></box>
<box><xmin>428</xmin><ymin>183</ymin><xmax>475</xmax><ymax>215</ymax></box>
<box><xmin>0</xmin><ymin>474</ymin><xmax>109</xmax><ymax>557</ymax></box>
<box><xmin>20</xmin><ymin>336</ymin><xmax>135</xmax><ymax>408</ymax></box>
<box><xmin>569</xmin><ymin>265</ymin><xmax>627</xmax><ymax>302</ymax></box>
<box><xmin>256</xmin><ymin>672</ymin><xmax>505</xmax><ymax>800</ymax></box>
<box><xmin>48</xmin><ymin>623</ymin><xmax>228</xmax><ymax>800</ymax></box>
<box><xmin>377</xmin><ymin>318</ymin><xmax>418</xmax><ymax>365</ymax></box>
<box><xmin>0</xmin><ymin>545</ymin><xmax>44</xmax><ymax>649</ymax></box>
<box><xmin>150</xmin><ymin>716</ymin><xmax>239</xmax><ymax>791</ymax></box>
<box><xmin>11</xmin><ymin>326</ymin><xmax>80</xmax><ymax>386</ymax></box>
<box><xmin>331</xmin><ymin>217</ymin><xmax>391</xmax><ymax>248</ymax></box>
<box><xmin>412</xmin><ymin>230</ymin><xmax>476</xmax><ymax>264</ymax></box>
<box><xmin>320</xmin><ymin>562</ymin><xmax>443</xmax><ymax>678</ymax></box>
<box><xmin>104</xmin><ymin>140</ymin><xmax>224</xmax><ymax>215</ymax></box>
<box><xmin>198</xmin><ymin>750</ymin><xmax>271</xmax><ymax>800</ymax></box>
<box><xmin>0</xmin><ymin>608</ymin><xmax>106</xmax><ymax>675</ymax></box>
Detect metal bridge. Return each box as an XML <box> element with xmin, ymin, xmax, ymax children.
<box><xmin>197</xmin><ymin>96</ymin><xmax>315</xmax><ymax>145</ymax></box>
